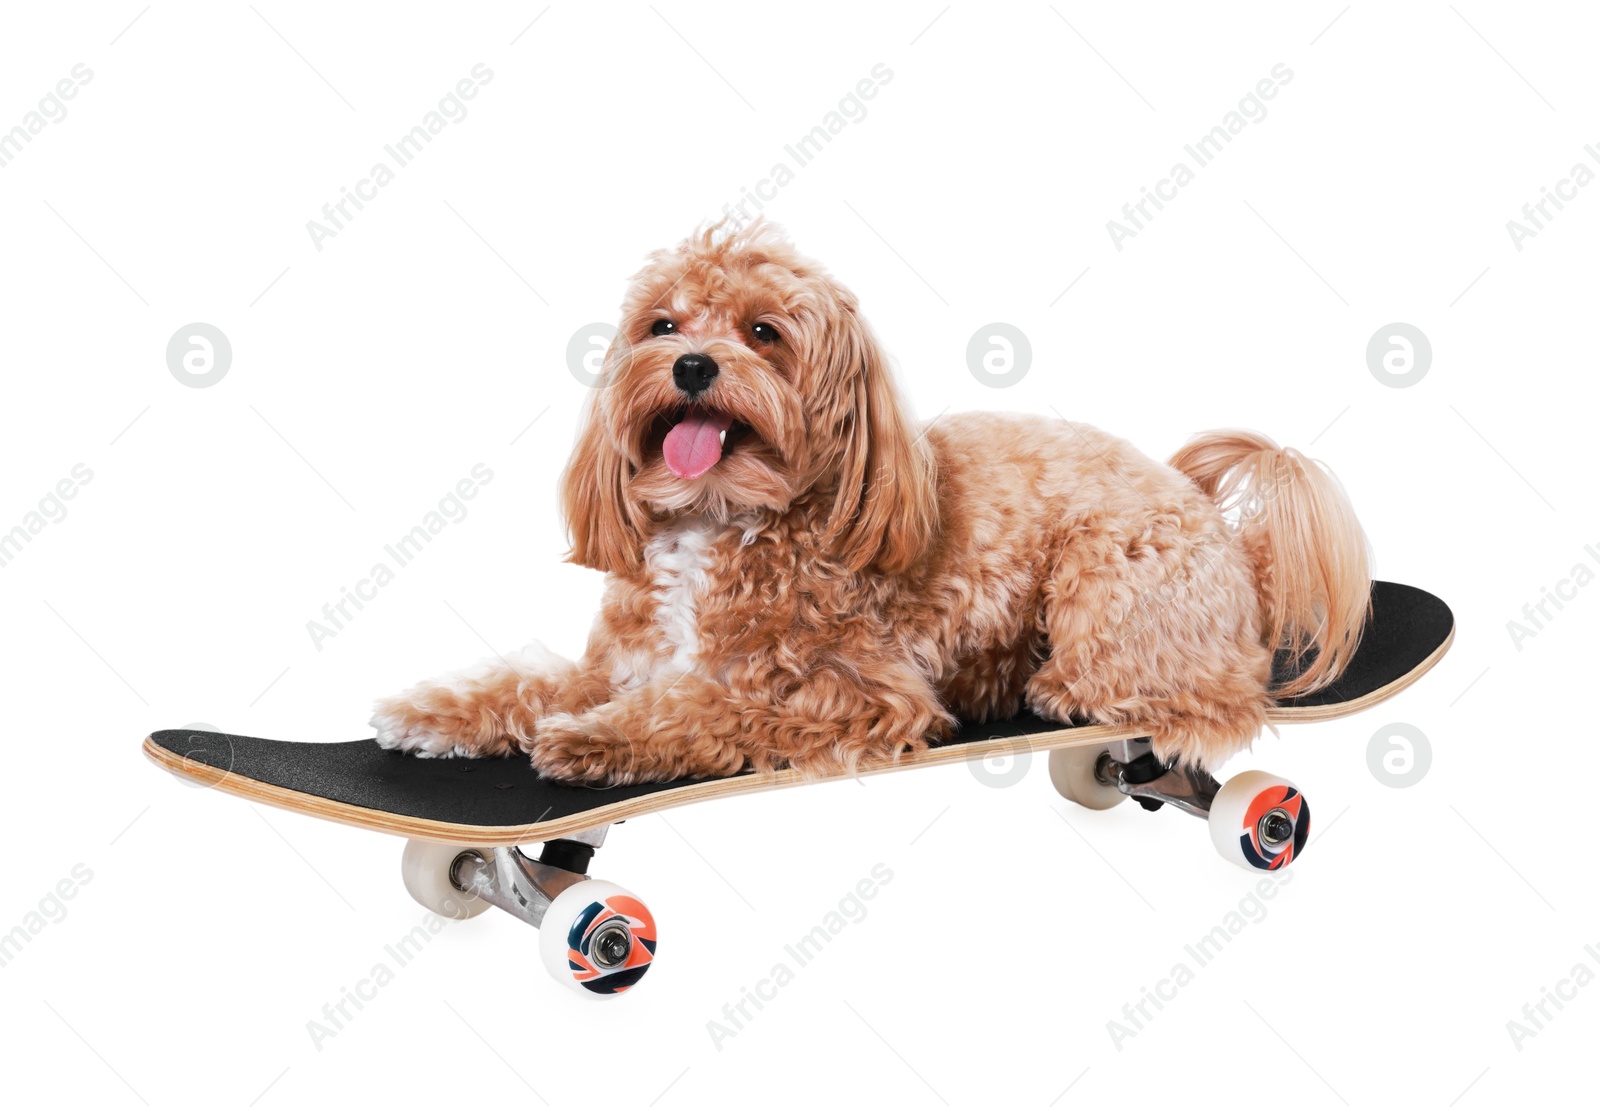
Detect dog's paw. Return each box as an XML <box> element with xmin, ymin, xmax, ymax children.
<box><xmin>371</xmin><ymin>697</ymin><xmax>462</xmax><ymax>758</ymax></box>
<box><xmin>370</xmin><ymin>689</ymin><xmax>518</xmax><ymax>759</ymax></box>
<box><xmin>528</xmin><ymin>713</ymin><xmax>632</xmax><ymax>785</ymax></box>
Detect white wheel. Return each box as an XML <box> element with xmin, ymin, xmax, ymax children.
<box><xmin>1208</xmin><ymin>771</ymin><xmax>1310</xmax><ymax>871</ymax></box>
<box><xmin>539</xmin><ymin>879</ymin><xmax>657</xmax><ymax>997</ymax></box>
<box><xmin>400</xmin><ymin>841</ymin><xmax>490</xmax><ymax>919</ymax></box>
<box><xmin>1049</xmin><ymin>746</ymin><xmax>1126</xmax><ymax>810</ymax></box>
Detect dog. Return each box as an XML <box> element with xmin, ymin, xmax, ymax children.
<box><xmin>372</xmin><ymin>222</ymin><xmax>1370</xmax><ymax>785</ymax></box>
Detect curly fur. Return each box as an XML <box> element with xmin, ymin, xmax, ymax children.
<box><xmin>372</xmin><ymin>222</ymin><xmax>1369</xmax><ymax>783</ymax></box>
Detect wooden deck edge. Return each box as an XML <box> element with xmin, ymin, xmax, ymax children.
<box><xmin>143</xmin><ymin>620</ymin><xmax>1453</xmax><ymax>845</ymax></box>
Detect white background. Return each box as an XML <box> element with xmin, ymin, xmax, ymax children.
<box><xmin>1</xmin><ymin>2</ymin><xmax>1594</xmax><ymax>1108</ymax></box>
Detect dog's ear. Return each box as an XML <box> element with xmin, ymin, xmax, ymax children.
<box><xmin>560</xmin><ymin>392</ymin><xmax>643</xmax><ymax>574</ymax></box>
<box><xmin>825</xmin><ymin>307</ymin><xmax>938</xmax><ymax>574</ymax></box>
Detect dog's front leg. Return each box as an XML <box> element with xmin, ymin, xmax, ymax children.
<box><xmin>528</xmin><ymin>671</ymin><xmax>745</xmax><ymax>784</ymax></box>
<box><xmin>371</xmin><ymin>642</ymin><xmax>608</xmax><ymax>758</ymax></box>
<box><xmin>530</xmin><ymin>663</ymin><xmax>953</xmax><ymax>785</ymax></box>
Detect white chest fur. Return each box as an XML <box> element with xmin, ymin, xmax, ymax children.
<box><xmin>610</xmin><ymin>520</ymin><xmax>719</xmax><ymax>689</ymax></box>
<box><xmin>647</xmin><ymin>520</ymin><xmax>717</xmax><ymax>669</ymax></box>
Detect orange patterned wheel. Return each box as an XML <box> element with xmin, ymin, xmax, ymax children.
<box><xmin>539</xmin><ymin>880</ymin><xmax>658</xmax><ymax>996</ymax></box>
<box><xmin>1208</xmin><ymin>771</ymin><xmax>1311</xmax><ymax>871</ymax></box>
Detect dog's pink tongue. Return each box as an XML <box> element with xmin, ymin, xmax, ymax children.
<box><xmin>662</xmin><ymin>411</ymin><xmax>734</xmax><ymax>480</ymax></box>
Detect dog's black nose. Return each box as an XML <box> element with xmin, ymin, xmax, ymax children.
<box><xmin>672</xmin><ymin>353</ymin><xmax>719</xmax><ymax>398</ymax></box>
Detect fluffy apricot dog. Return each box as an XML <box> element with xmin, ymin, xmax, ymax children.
<box><xmin>373</xmin><ymin>222</ymin><xmax>1369</xmax><ymax>785</ymax></box>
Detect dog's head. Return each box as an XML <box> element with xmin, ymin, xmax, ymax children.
<box><xmin>562</xmin><ymin>221</ymin><xmax>935</xmax><ymax>575</ymax></box>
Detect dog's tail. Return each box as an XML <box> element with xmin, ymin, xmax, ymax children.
<box><xmin>1170</xmin><ymin>430</ymin><xmax>1370</xmax><ymax>698</ymax></box>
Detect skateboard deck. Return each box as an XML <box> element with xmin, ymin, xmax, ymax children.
<box><xmin>143</xmin><ymin>580</ymin><xmax>1452</xmax><ymax>846</ymax></box>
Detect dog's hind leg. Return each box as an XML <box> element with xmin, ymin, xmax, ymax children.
<box><xmin>371</xmin><ymin>642</ymin><xmax>607</xmax><ymax>758</ymax></box>
<box><xmin>1023</xmin><ymin>526</ymin><xmax>1273</xmax><ymax>772</ymax></box>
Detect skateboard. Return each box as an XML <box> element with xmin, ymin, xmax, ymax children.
<box><xmin>144</xmin><ymin>579</ymin><xmax>1452</xmax><ymax>996</ymax></box>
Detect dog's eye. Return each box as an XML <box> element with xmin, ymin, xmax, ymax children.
<box><xmin>751</xmin><ymin>322</ymin><xmax>779</xmax><ymax>344</ymax></box>
<box><xmin>650</xmin><ymin>320</ymin><xmax>676</xmax><ymax>337</ymax></box>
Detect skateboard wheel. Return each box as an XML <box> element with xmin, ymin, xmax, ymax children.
<box><xmin>539</xmin><ymin>879</ymin><xmax>657</xmax><ymax>997</ymax></box>
<box><xmin>1049</xmin><ymin>746</ymin><xmax>1126</xmax><ymax>810</ymax></box>
<box><xmin>400</xmin><ymin>841</ymin><xmax>491</xmax><ymax>920</ymax></box>
<box><xmin>1208</xmin><ymin>771</ymin><xmax>1310</xmax><ymax>871</ymax></box>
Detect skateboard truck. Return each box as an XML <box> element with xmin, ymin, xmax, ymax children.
<box><xmin>1094</xmin><ymin>743</ymin><xmax>1302</xmax><ymax>856</ymax></box>
<box><xmin>1097</xmin><ymin>739</ymin><xmax>1221</xmax><ymax>817</ymax></box>
<box><xmin>400</xmin><ymin>823</ymin><xmax>658</xmax><ymax>996</ymax></box>
<box><xmin>447</xmin><ymin>824</ymin><xmax>610</xmax><ymax>930</ymax></box>
<box><xmin>1050</xmin><ymin>738</ymin><xmax>1312</xmax><ymax>872</ymax></box>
